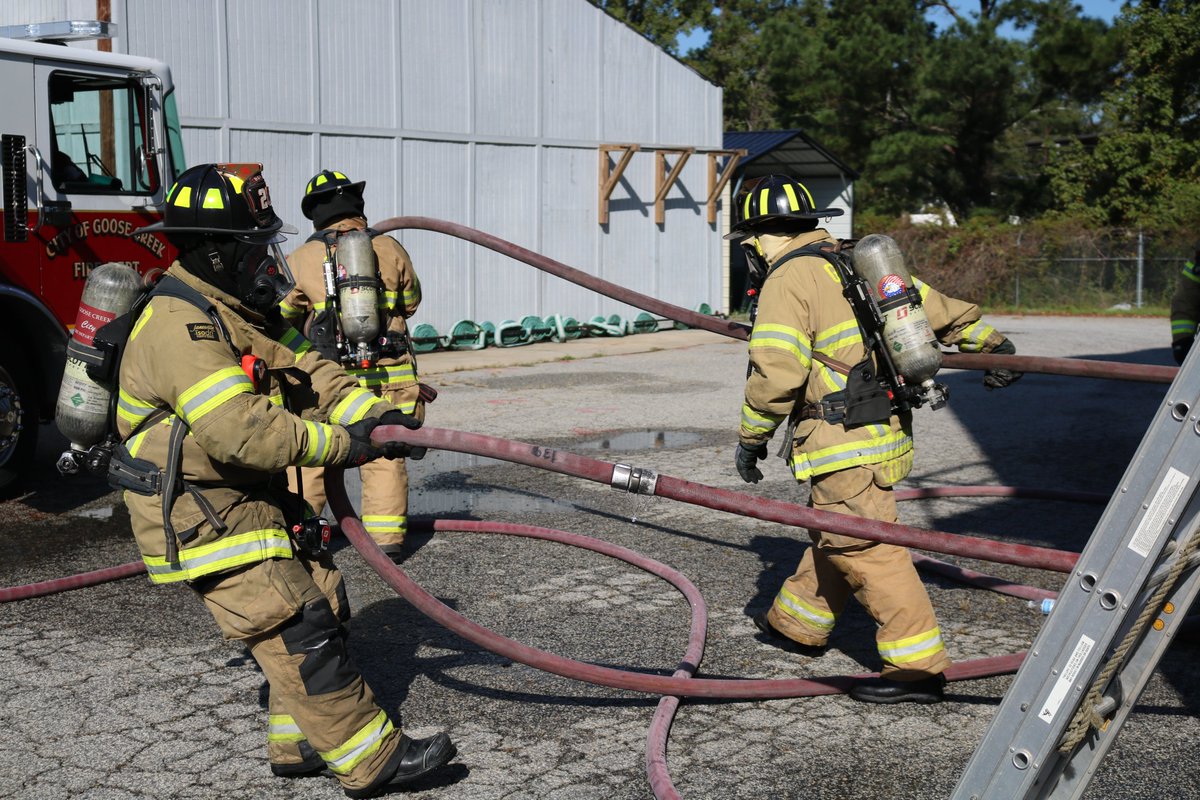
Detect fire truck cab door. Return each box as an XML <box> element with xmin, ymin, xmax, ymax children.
<box><xmin>31</xmin><ymin>59</ymin><xmax>171</xmax><ymax>328</ymax></box>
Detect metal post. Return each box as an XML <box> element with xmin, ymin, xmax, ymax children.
<box><xmin>1136</xmin><ymin>229</ymin><xmax>1145</xmax><ymax>308</ymax></box>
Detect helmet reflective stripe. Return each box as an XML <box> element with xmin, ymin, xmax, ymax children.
<box><xmin>202</xmin><ymin>187</ymin><xmax>225</xmax><ymax>209</ymax></box>
<box><xmin>172</xmin><ymin>185</ymin><xmax>193</xmax><ymax>207</ymax></box>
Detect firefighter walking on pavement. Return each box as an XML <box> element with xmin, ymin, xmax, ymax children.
<box><xmin>115</xmin><ymin>163</ymin><xmax>456</xmax><ymax>796</ymax></box>
<box><xmin>281</xmin><ymin>170</ymin><xmax>426</xmax><ymax>563</ymax></box>
<box><xmin>729</xmin><ymin>174</ymin><xmax>1023</xmax><ymax>704</ymax></box>
<box><xmin>1169</xmin><ymin>241</ymin><xmax>1200</xmax><ymax>364</ymax></box>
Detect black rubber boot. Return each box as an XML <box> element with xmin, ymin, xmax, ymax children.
<box><xmin>344</xmin><ymin>733</ymin><xmax>457</xmax><ymax>798</ymax></box>
<box><xmin>752</xmin><ymin>612</ymin><xmax>828</xmax><ymax>657</ymax></box>
<box><xmin>849</xmin><ymin>674</ymin><xmax>946</xmax><ymax>704</ymax></box>
<box><xmin>271</xmin><ymin>741</ymin><xmax>329</xmax><ymax>778</ymax></box>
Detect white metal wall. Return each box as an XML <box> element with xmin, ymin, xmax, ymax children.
<box><xmin>17</xmin><ymin>0</ymin><xmax>727</xmax><ymax>332</ymax></box>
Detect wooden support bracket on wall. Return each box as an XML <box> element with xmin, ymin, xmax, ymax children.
<box><xmin>598</xmin><ymin>144</ymin><xmax>640</xmax><ymax>225</ymax></box>
<box><xmin>707</xmin><ymin>149</ymin><xmax>747</xmax><ymax>224</ymax></box>
<box><xmin>599</xmin><ymin>144</ymin><xmax>748</xmax><ymax>226</ymax></box>
<box><xmin>653</xmin><ymin>148</ymin><xmax>694</xmax><ymax>225</ymax></box>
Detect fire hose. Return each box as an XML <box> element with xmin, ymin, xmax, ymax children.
<box><xmin>373</xmin><ymin>216</ymin><xmax>1179</xmax><ymax>385</ymax></box>
<box><xmin>5</xmin><ymin>217</ymin><xmax>1177</xmax><ymax>796</ymax></box>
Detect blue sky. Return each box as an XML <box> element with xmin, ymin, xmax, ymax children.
<box><xmin>676</xmin><ymin>0</ymin><xmax>1125</xmax><ymax>52</ymax></box>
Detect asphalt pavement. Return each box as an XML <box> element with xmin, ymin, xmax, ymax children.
<box><xmin>2</xmin><ymin>314</ymin><xmax>1198</xmax><ymax>800</ymax></box>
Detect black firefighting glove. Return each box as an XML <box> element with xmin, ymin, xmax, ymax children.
<box><xmin>983</xmin><ymin>338</ymin><xmax>1023</xmax><ymax>391</ymax></box>
<box><xmin>375</xmin><ymin>409</ymin><xmax>426</xmax><ymax>460</ymax></box>
<box><xmin>341</xmin><ymin>418</ymin><xmax>384</xmax><ymax>466</ymax></box>
<box><xmin>735</xmin><ymin>442</ymin><xmax>768</xmax><ymax>484</ymax></box>
<box><xmin>1173</xmin><ymin>336</ymin><xmax>1193</xmax><ymax>366</ymax></box>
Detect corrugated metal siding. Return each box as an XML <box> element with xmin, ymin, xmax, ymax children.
<box><xmin>226</xmin><ymin>0</ymin><xmax>313</xmax><ymax>125</ymax></box>
<box><xmin>179</xmin><ymin>126</ymin><xmax>221</xmax><ymax>165</ymax></box>
<box><xmin>123</xmin><ymin>0</ymin><xmax>224</xmax><ymax>120</ymax></box>
<box><xmin>540</xmin><ymin>147</ymin><xmax>602</xmax><ymax>320</ymax></box>
<box><xmin>400</xmin><ymin>0</ymin><xmax>471</xmax><ymax>135</ymax></box>
<box><xmin>7</xmin><ymin>0</ymin><xmax>730</xmax><ymax>329</ymax></box>
<box><xmin>473</xmin><ymin>0</ymin><xmax>538</xmax><ymax>140</ymax></box>
<box><xmin>318</xmin><ymin>0</ymin><xmax>399</xmax><ymax>131</ymax></box>
<box><xmin>399</xmin><ymin>139</ymin><xmax>473</xmax><ymax>326</ymax></box>
<box><xmin>600</xmin><ymin>15</ymin><xmax>656</xmax><ymax>144</ymax></box>
<box><xmin>541</xmin><ymin>0</ymin><xmax>598</xmax><ymax>142</ymax></box>
<box><xmin>474</xmin><ymin>144</ymin><xmax>538</xmax><ymax>324</ymax></box>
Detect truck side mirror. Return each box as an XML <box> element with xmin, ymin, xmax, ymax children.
<box><xmin>2</xmin><ymin>134</ymin><xmax>29</xmax><ymax>243</ymax></box>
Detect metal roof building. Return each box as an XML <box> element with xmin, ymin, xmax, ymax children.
<box><xmin>3</xmin><ymin>0</ymin><xmax>731</xmax><ymax>332</ymax></box>
<box><xmin>722</xmin><ymin>129</ymin><xmax>859</xmax><ymax>310</ymax></box>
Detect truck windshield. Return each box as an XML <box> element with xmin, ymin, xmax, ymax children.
<box><xmin>48</xmin><ymin>71</ymin><xmax>157</xmax><ymax>195</ymax></box>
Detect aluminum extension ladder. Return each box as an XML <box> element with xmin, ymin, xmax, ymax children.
<box><xmin>952</xmin><ymin>351</ymin><xmax>1200</xmax><ymax>800</ymax></box>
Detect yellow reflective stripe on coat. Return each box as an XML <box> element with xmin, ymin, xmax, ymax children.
<box><xmin>278</xmin><ymin>299</ymin><xmax>303</xmax><ymax>321</ymax></box>
<box><xmin>129</xmin><ymin>303</ymin><xmax>154</xmax><ymax>340</ymax></box>
<box><xmin>117</xmin><ymin>388</ymin><xmax>159</xmax><ymax>429</ymax></box>
<box><xmin>142</xmin><ymin>528</ymin><xmax>293</xmax><ymax>583</ymax></box>
<box><xmin>277</xmin><ymin>326</ymin><xmax>312</xmax><ymax>355</ymax></box>
<box><xmin>1183</xmin><ymin>260</ymin><xmax>1199</xmax><ymax>284</ymax></box>
<box><xmin>267</xmin><ymin>714</ymin><xmax>306</xmax><ymax>743</ymax></box>
<box><xmin>740</xmin><ymin>403</ymin><xmax>784</xmax><ymax>437</ymax></box>
<box><xmin>956</xmin><ymin>320</ymin><xmax>999</xmax><ymax>353</ymax></box>
<box><xmin>347</xmin><ymin>363</ymin><xmax>417</xmax><ymax>390</ymax></box>
<box><xmin>126</xmin><ymin>416</ymin><xmax>174</xmax><ymax>457</ymax></box>
<box><xmin>879</xmin><ymin>626</ymin><xmax>945</xmax><ymax>666</ymax></box>
<box><xmin>403</xmin><ymin>283</ymin><xmax>420</xmax><ymax>305</ymax></box>
<box><xmin>363</xmin><ymin>515</ymin><xmax>406</xmax><ymax>537</ymax></box>
<box><xmin>789</xmin><ymin>429</ymin><xmax>913</xmax><ymax>481</ymax></box>
<box><xmin>381</xmin><ymin>289</ymin><xmax>400</xmax><ymax>310</ymax></box>
<box><xmin>177</xmin><ymin>366</ymin><xmax>253</xmax><ymax>426</ymax></box>
<box><xmin>1172</xmin><ymin>318</ymin><xmax>1198</xmax><ymax>337</ymax></box>
<box><xmin>320</xmin><ymin>709</ymin><xmax>394</xmax><ymax>775</ymax></box>
<box><xmin>812</xmin><ymin>319</ymin><xmax>860</xmax><ymax>354</ymax></box>
<box><xmin>329</xmin><ymin>387</ymin><xmax>383</xmax><ymax>425</ymax></box>
<box><xmin>775</xmin><ymin>587</ymin><xmax>836</xmax><ymax>631</ymax></box>
<box><xmin>748</xmin><ymin>323</ymin><xmax>812</xmax><ymax>368</ymax></box>
<box><xmin>300</xmin><ymin>420</ymin><xmax>338</xmax><ymax>466</ymax></box>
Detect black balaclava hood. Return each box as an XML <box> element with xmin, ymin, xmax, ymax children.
<box><xmin>176</xmin><ymin>235</ymin><xmax>243</xmax><ymax>297</ymax></box>
<box><xmin>311</xmin><ymin>192</ymin><xmax>366</xmax><ymax>230</ymax></box>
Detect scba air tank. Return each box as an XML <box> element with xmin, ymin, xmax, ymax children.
<box><xmin>850</xmin><ymin>234</ymin><xmax>942</xmax><ymax>386</ymax></box>
<box><xmin>334</xmin><ymin>230</ymin><xmax>381</xmax><ymax>362</ymax></box>
<box><xmin>54</xmin><ymin>262</ymin><xmax>143</xmax><ymax>453</ymax></box>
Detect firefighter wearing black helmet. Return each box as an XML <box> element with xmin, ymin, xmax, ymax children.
<box><xmin>280</xmin><ymin>169</ymin><xmax>426</xmax><ymax>563</ymax></box>
<box><xmin>729</xmin><ymin>174</ymin><xmax>1021</xmax><ymax>704</ymax></box>
<box><xmin>119</xmin><ymin>164</ymin><xmax>456</xmax><ymax>795</ymax></box>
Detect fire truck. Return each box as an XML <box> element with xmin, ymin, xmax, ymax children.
<box><xmin>0</xmin><ymin>20</ymin><xmax>183</xmax><ymax>497</ymax></box>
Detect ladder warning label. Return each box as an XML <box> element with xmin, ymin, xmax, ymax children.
<box><xmin>1128</xmin><ymin>467</ymin><xmax>1188</xmax><ymax>558</ymax></box>
<box><xmin>1039</xmin><ymin>634</ymin><xmax>1095</xmax><ymax>724</ymax></box>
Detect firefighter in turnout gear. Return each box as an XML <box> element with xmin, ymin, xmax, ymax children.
<box><xmin>281</xmin><ymin>170</ymin><xmax>425</xmax><ymax>563</ymax></box>
<box><xmin>118</xmin><ymin>164</ymin><xmax>456</xmax><ymax>796</ymax></box>
<box><xmin>729</xmin><ymin>175</ymin><xmax>1021</xmax><ymax>704</ymax></box>
<box><xmin>1169</xmin><ymin>242</ymin><xmax>1200</xmax><ymax>365</ymax></box>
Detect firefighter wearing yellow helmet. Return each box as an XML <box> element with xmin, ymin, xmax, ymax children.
<box><xmin>120</xmin><ymin>164</ymin><xmax>456</xmax><ymax>795</ymax></box>
<box><xmin>729</xmin><ymin>174</ymin><xmax>1021</xmax><ymax>704</ymax></box>
<box><xmin>281</xmin><ymin>170</ymin><xmax>425</xmax><ymax>563</ymax></box>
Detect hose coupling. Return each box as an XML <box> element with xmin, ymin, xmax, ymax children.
<box><xmin>611</xmin><ymin>463</ymin><xmax>658</xmax><ymax>495</ymax></box>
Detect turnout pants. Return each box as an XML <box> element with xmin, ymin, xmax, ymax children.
<box><xmin>765</xmin><ymin>464</ymin><xmax>951</xmax><ymax>679</ymax></box>
<box><xmin>195</xmin><ymin>551</ymin><xmax>404</xmax><ymax>793</ymax></box>
<box><xmin>290</xmin><ymin>383</ymin><xmax>423</xmax><ymax>550</ymax></box>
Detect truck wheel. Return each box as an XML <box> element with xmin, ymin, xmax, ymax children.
<box><xmin>0</xmin><ymin>354</ymin><xmax>38</xmax><ymax>499</ymax></box>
